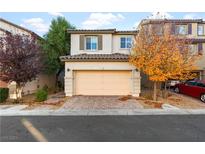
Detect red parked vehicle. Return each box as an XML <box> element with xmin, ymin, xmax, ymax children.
<box><xmin>174</xmin><ymin>80</ymin><xmax>205</xmax><ymax>103</ymax></box>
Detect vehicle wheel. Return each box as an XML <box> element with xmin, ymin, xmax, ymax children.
<box><xmin>200</xmin><ymin>94</ymin><xmax>205</xmax><ymax>103</ymax></box>
<box><xmin>174</xmin><ymin>87</ymin><xmax>180</xmax><ymax>93</ymax></box>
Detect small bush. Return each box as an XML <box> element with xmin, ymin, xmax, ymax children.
<box><xmin>0</xmin><ymin>88</ymin><xmax>9</xmax><ymax>103</ymax></box>
<box><xmin>35</xmin><ymin>89</ymin><xmax>48</xmax><ymax>102</ymax></box>
<box><xmin>142</xmin><ymin>92</ymin><xmax>153</xmax><ymax>100</ymax></box>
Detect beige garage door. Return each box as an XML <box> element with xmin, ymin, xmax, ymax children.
<box><xmin>74</xmin><ymin>70</ymin><xmax>132</xmax><ymax>95</ymax></box>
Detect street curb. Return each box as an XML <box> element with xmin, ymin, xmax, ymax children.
<box><xmin>2</xmin><ymin>108</ymin><xmax>205</xmax><ymax>116</ymax></box>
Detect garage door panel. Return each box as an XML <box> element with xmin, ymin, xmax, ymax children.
<box><xmin>75</xmin><ymin>70</ymin><xmax>131</xmax><ymax>95</ymax></box>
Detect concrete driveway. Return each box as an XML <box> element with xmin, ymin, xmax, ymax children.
<box><xmin>61</xmin><ymin>96</ymin><xmax>143</xmax><ymax>110</ymax></box>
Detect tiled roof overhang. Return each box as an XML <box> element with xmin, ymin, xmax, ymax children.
<box><xmin>141</xmin><ymin>19</ymin><xmax>204</xmax><ymax>25</ymax></box>
<box><xmin>67</xmin><ymin>29</ymin><xmax>138</xmax><ymax>35</ymax></box>
<box><xmin>0</xmin><ymin>18</ymin><xmax>41</xmax><ymax>38</ymax></box>
<box><xmin>60</xmin><ymin>53</ymin><xmax>129</xmax><ymax>62</ymax></box>
<box><xmin>137</xmin><ymin>19</ymin><xmax>205</xmax><ymax>31</ymax></box>
<box><xmin>188</xmin><ymin>38</ymin><xmax>205</xmax><ymax>43</ymax></box>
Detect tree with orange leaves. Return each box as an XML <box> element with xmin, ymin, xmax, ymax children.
<box><xmin>129</xmin><ymin>24</ymin><xmax>199</xmax><ymax>101</ymax></box>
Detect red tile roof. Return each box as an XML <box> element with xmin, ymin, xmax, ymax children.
<box><xmin>60</xmin><ymin>53</ymin><xmax>129</xmax><ymax>62</ymax></box>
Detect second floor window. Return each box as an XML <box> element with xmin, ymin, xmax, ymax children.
<box><xmin>175</xmin><ymin>25</ymin><xmax>187</xmax><ymax>35</ymax></box>
<box><xmin>198</xmin><ymin>24</ymin><xmax>204</xmax><ymax>36</ymax></box>
<box><xmin>120</xmin><ymin>37</ymin><xmax>132</xmax><ymax>49</ymax></box>
<box><xmin>85</xmin><ymin>36</ymin><xmax>98</xmax><ymax>51</ymax></box>
<box><xmin>151</xmin><ymin>24</ymin><xmax>163</xmax><ymax>35</ymax></box>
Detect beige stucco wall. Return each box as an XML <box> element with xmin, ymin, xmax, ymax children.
<box><xmin>70</xmin><ymin>33</ymin><xmax>135</xmax><ymax>55</ymax></box>
<box><xmin>71</xmin><ymin>34</ymin><xmax>112</xmax><ymax>55</ymax></box>
<box><xmin>22</xmin><ymin>74</ymin><xmax>55</xmax><ymax>94</ymax></box>
<box><xmin>0</xmin><ymin>21</ymin><xmax>30</xmax><ymax>36</ymax></box>
<box><xmin>162</xmin><ymin>22</ymin><xmax>205</xmax><ymax>39</ymax></box>
<box><xmin>8</xmin><ymin>74</ymin><xmax>55</xmax><ymax>99</ymax></box>
<box><xmin>112</xmin><ymin>34</ymin><xmax>134</xmax><ymax>54</ymax></box>
<box><xmin>187</xmin><ymin>23</ymin><xmax>205</xmax><ymax>39</ymax></box>
<box><xmin>64</xmin><ymin>61</ymin><xmax>140</xmax><ymax>97</ymax></box>
<box><xmin>195</xmin><ymin>43</ymin><xmax>205</xmax><ymax>70</ymax></box>
<box><xmin>0</xmin><ymin>29</ymin><xmax>5</xmax><ymax>36</ymax></box>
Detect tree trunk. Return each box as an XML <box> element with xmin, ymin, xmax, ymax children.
<box><xmin>55</xmin><ymin>68</ymin><xmax>63</xmax><ymax>92</ymax></box>
<box><xmin>164</xmin><ymin>81</ymin><xmax>168</xmax><ymax>99</ymax></box>
<box><xmin>153</xmin><ymin>81</ymin><xmax>157</xmax><ymax>101</ymax></box>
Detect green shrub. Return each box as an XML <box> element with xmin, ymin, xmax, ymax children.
<box><xmin>35</xmin><ymin>89</ymin><xmax>48</xmax><ymax>102</ymax></box>
<box><xmin>0</xmin><ymin>88</ymin><xmax>9</xmax><ymax>103</ymax></box>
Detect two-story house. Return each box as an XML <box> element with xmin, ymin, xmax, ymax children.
<box><xmin>60</xmin><ymin>29</ymin><xmax>141</xmax><ymax>97</ymax></box>
<box><xmin>0</xmin><ymin>18</ymin><xmax>55</xmax><ymax>98</ymax></box>
<box><xmin>138</xmin><ymin>19</ymin><xmax>205</xmax><ymax>82</ymax></box>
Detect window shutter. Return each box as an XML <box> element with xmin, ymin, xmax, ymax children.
<box><xmin>79</xmin><ymin>35</ymin><xmax>84</xmax><ymax>50</ymax></box>
<box><xmin>98</xmin><ymin>35</ymin><xmax>103</xmax><ymax>50</ymax></box>
<box><xmin>188</xmin><ymin>24</ymin><xmax>192</xmax><ymax>34</ymax></box>
<box><xmin>198</xmin><ymin>43</ymin><xmax>203</xmax><ymax>55</ymax></box>
<box><xmin>171</xmin><ymin>24</ymin><xmax>175</xmax><ymax>34</ymax></box>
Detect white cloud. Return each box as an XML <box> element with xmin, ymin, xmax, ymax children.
<box><xmin>183</xmin><ymin>13</ymin><xmax>200</xmax><ymax>19</ymax></box>
<box><xmin>20</xmin><ymin>23</ymin><xmax>25</xmax><ymax>27</ymax></box>
<box><xmin>23</xmin><ymin>18</ymin><xmax>49</xmax><ymax>33</ymax></box>
<box><xmin>82</xmin><ymin>13</ymin><xmax>125</xmax><ymax>29</ymax></box>
<box><xmin>148</xmin><ymin>12</ymin><xmax>173</xmax><ymax>19</ymax></box>
<box><xmin>48</xmin><ymin>12</ymin><xmax>64</xmax><ymax>17</ymax></box>
<box><xmin>133</xmin><ymin>21</ymin><xmax>140</xmax><ymax>29</ymax></box>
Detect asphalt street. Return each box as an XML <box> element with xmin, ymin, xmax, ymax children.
<box><xmin>1</xmin><ymin>115</ymin><xmax>205</xmax><ymax>142</ymax></box>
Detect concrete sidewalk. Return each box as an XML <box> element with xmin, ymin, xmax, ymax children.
<box><xmin>1</xmin><ymin>105</ymin><xmax>205</xmax><ymax>116</ymax></box>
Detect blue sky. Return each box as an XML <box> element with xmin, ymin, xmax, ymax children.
<box><xmin>1</xmin><ymin>12</ymin><xmax>205</xmax><ymax>36</ymax></box>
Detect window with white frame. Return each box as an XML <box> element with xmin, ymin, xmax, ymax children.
<box><xmin>85</xmin><ymin>36</ymin><xmax>98</xmax><ymax>51</ymax></box>
<box><xmin>198</xmin><ymin>24</ymin><xmax>204</xmax><ymax>36</ymax></box>
<box><xmin>120</xmin><ymin>37</ymin><xmax>132</xmax><ymax>49</ymax></box>
<box><xmin>175</xmin><ymin>25</ymin><xmax>188</xmax><ymax>35</ymax></box>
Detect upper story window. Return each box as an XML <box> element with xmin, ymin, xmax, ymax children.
<box><xmin>175</xmin><ymin>25</ymin><xmax>188</xmax><ymax>35</ymax></box>
<box><xmin>120</xmin><ymin>37</ymin><xmax>132</xmax><ymax>49</ymax></box>
<box><xmin>198</xmin><ymin>24</ymin><xmax>204</xmax><ymax>36</ymax></box>
<box><xmin>85</xmin><ymin>36</ymin><xmax>98</xmax><ymax>51</ymax></box>
<box><xmin>151</xmin><ymin>24</ymin><xmax>163</xmax><ymax>35</ymax></box>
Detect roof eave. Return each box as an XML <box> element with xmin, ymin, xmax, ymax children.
<box><xmin>115</xmin><ymin>31</ymin><xmax>138</xmax><ymax>35</ymax></box>
<box><xmin>67</xmin><ymin>29</ymin><xmax>116</xmax><ymax>34</ymax></box>
<box><xmin>67</xmin><ymin>29</ymin><xmax>138</xmax><ymax>35</ymax></box>
<box><xmin>60</xmin><ymin>58</ymin><xmax>128</xmax><ymax>62</ymax></box>
<box><xmin>0</xmin><ymin>18</ymin><xmax>41</xmax><ymax>39</ymax></box>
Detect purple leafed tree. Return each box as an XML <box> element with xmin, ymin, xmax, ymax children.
<box><xmin>0</xmin><ymin>32</ymin><xmax>42</xmax><ymax>100</ymax></box>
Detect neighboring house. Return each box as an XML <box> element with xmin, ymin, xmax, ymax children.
<box><xmin>0</xmin><ymin>18</ymin><xmax>55</xmax><ymax>98</ymax></box>
<box><xmin>60</xmin><ymin>29</ymin><xmax>141</xmax><ymax>96</ymax></box>
<box><xmin>138</xmin><ymin>19</ymin><xmax>205</xmax><ymax>80</ymax></box>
